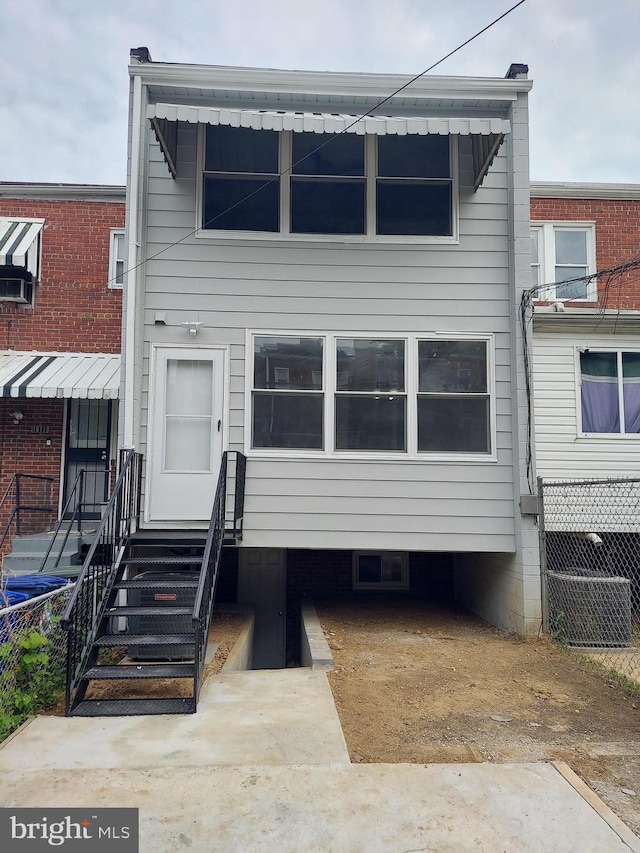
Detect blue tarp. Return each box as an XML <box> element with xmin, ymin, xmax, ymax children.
<box><xmin>3</xmin><ymin>575</ymin><xmax>69</xmax><ymax>596</ymax></box>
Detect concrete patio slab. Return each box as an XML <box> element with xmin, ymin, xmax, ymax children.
<box><xmin>1</xmin><ymin>668</ymin><xmax>638</xmax><ymax>851</ymax></box>
<box><xmin>0</xmin><ymin>669</ymin><xmax>350</xmax><ymax>771</ymax></box>
<box><xmin>0</xmin><ymin>761</ymin><xmax>638</xmax><ymax>852</ymax></box>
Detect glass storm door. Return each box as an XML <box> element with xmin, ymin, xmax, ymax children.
<box><xmin>148</xmin><ymin>347</ymin><xmax>224</xmax><ymax>522</ymax></box>
<box><xmin>64</xmin><ymin>399</ymin><xmax>112</xmax><ymax>519</ymax></box>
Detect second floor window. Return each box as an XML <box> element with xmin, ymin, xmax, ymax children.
<box><xmin>202</xmin><ymin>126</ymin><xmax>454</xmax><ymax>239</ymax></box>
<box><xmin>109</xmin><ymin>229</ymin><xmax>126</xmax><ymax>288</ymax></box>
<box><xmin>531</xmin><ymin>222</ymin><xmax>596</xmax><ymax>301</ymax></box>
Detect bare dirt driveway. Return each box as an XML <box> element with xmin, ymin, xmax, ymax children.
<box><xmin>316</xmin><ymin>598</ymin><xmax>640</xmax><ymax>836</ymax></box>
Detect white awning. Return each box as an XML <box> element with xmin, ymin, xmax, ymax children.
<box><xmin>0</xmin><ymin>218</ymin><xmax>44</xmax><ymax>279</ymax></box>
<box><xmin>147</xmin><ymin>104</ymin><xmax>509</xmax><ymax>187</ymax></box>
<box><xmin>147</xmin><ymin>103</ymin><xmax>510</xmax><ymax>137</ymax></box>
<box><xmin>0</xmin><ymin>352</ymin><xmax>120</xmax><ymax>399</ymax></box>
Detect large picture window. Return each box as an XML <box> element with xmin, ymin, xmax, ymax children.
<box><xmin>580</xmin><ymin>351</ymin><xmax>640</xmax><ymax>435</ymax></box>
<box><xmin>250</xmin><ymin>334</ymin><xmax>493</xmax><ymax>456</ymax></box>
<box><xmin>203</xmin><ymin>126</ymin><xmax>455</xmax><ymax>238</ymax></box>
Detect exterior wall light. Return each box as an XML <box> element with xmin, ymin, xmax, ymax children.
<box><xmin>181</xmin><ymin>321</ymin><xmax>204</xmax><ymax>336</ymax></box>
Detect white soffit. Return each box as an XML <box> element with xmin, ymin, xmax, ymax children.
<box><xmin>0</xmin><ymin>352</ymin><xmax>121</xmax><ymax>399</ymax></box>
<box><xmin>147</xmin><ymin>103</ymin><xmax>511</xmax><ymax>137</ymax></box>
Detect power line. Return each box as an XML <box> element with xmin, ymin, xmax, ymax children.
<box><xmin>111</xmin><ymin>0</ymin><xmax>529</xmax><ymax>287</ymax></box>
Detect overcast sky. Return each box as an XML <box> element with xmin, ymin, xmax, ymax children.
<box><xmin>1</xmin><ymin>0</ymin><xmax>638</xmax><ymax>187</ymax></box>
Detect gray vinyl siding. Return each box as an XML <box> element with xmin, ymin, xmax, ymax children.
<box><xmin>137</xmin><ymin>120</ymin><xmax>520</xmax><ymax>551</ymax></box>
<box><xmin>534</xmin><ymin>328</ymin><xmax>640</xmax><ymax>481</ymax></box>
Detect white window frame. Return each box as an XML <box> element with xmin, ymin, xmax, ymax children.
<box><xmin>108</xmin><ymin>229</ymin><xmax>126</xmax><ymax>289</ymax></box>
<box><xmin>577</xmin><ymin>347</ymin><xmax>640</xmax><ymax>438</ymax></box>
<box><xmin>197</xmin><ymin>126</ymin><xmax>459</xmax><ymax>244</ymax></box>
<box><xmin>531</xmin><ymin>222</ymin><xmax>596</xmax><ymax>301</ymax></box>
<box><xmin>352</xmin><ymin>551</ymin><xmax>409</xmax><ymax>590</ymax></box>
<box><xmin>245</xmin><ymin>330</ymin><xmax>496</xmax><ymax>462</ymax></box>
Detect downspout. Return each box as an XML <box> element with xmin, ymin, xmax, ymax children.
<box><xmin>123</xmin><ymin>72</ymin><xmax>142</xmax><ymax>448</ymax></box>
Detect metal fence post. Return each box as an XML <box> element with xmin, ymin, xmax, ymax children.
<box><xmin>537</xmin><ymin>476</ymin><xmax>549</xmax><ymax>634</ymax></box>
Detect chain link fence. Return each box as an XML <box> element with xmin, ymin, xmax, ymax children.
<box><xmin>0</xmin><ymin>585</ymin><xmax>72</xmax><ymax>741</ymax></box>
<box><xmin>539</xmin><ymin>476</ymin><xmax>640</xmax><ymax>688</ymax></box>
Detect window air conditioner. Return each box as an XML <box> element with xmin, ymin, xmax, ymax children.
<box><xmin>0</xmin><ymin>277</ymin><xmax>34</xmax><ymax>304</ymax></box>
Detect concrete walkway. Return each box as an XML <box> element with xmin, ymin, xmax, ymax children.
<box><xmin>1</xmin><ymin>669</ymin><xmax>639</xmax><ymax>852</ymax></box>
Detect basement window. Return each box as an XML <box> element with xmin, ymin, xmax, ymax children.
<box><xmin>353</xmin><ymin>552</ymin><xmax>408</xmax><ymax>590</ymax></box>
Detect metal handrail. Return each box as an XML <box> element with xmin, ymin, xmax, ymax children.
<box><xmin>0</xmin><ymin>473</ymin><xmax>55</xmax><ymax>551</ymax></box>
<box><xmin>192</xmin><ymin>452</ymin><xmax>228</xmax><ymax>704</ymax></box>
<box><xmin>36</xmin><ymin>470</ymin><xmax>86</xmax><ymax>573</ymax></box>
<box><xmin>62</xmin><ymin>449</ymin><xmax>142</xmax><ymax>714</ymax></box>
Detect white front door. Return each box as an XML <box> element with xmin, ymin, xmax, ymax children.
<box><xmin>148</xmin><ymin>346</ymin><xmax>225</xmax><ymax>523</ymax></box>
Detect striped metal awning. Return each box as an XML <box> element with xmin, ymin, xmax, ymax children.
<box><xmin>147</xmin><ymin>103</ymin><xmax>509</xmax><ymax>187</ymax></box>
<box><xmin>0</xmin><ymin>352</ymin><xmax>120</xmax><ymax>399</ymax></box>
<box><xmin>0</xmin><ymin>219</ymin><xmax>44</xmax><ymax>279</ymax></box>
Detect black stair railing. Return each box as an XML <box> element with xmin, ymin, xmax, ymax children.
<box><xmin>0</xmin><ymin>473</ymin><xmax>54</xmax><ymax>553</ymax></box>
<box><xmin>36</xmin><ymin>470</ymin><xmax>87</xmax><ymax>573</ymax></box>
<box><xmin>192</xmin><ymin>452</ymin><xmax>228</xmax><ymax>705</ymax></box>
<box><xmin>62</xmin><ymin>449</ymin><xmax>143</xmax><ymax>714</ymax></box>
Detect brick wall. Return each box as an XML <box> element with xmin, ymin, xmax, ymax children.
<box><xmin>0</xmin><ymin>399</ymin><xmax>64</xmax><ymax>556</ymax></box>
<box><xmin>531</xmin><ymin>195</ymin><xmax>640</xmax><ymax>310</ymax></box>
<box><xmin>0</xmin><ymin>197</ymin><xmax>124</xmax><ymax>353</ymax></box>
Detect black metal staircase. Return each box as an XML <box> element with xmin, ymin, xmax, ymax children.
<box><xmin>62</xmin><ymin>450</ymin><xmax>246</xmax><ymax>717</ymax></box>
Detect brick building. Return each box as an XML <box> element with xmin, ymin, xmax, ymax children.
<box><xmin>0</xmin><ymin>184</ymin><xmax>125</xmax><ymax>554</ymax></box>
<box><xmin>530</xmin><ymin>182</ymin><xmax>640</xmax><ymax>482</ymax></box>
<box><xmin>531</xmin><ymin>182</ymin><xmax>640</xmax><ymax>310</ymax></box>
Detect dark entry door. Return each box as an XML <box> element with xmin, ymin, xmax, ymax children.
<box><xmin>63</xmin><ymin>399</ymin><xmax>112</xmax><ymax>519</ymax></box>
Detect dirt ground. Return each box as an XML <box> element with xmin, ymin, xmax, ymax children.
<box><xmin>59</xmin><ymin>612</ymin><xmax>246</xmax><ymax>705</ymax></box>
<box><xmin>316</xmin><ymin>598</ymin><xmax>640</xmax><ymax>835</ymax></box>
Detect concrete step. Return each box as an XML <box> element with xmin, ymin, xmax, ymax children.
<box><xmin>2</xmin><ymin>551</ymin><xmax>81</xmax><ymax>573</ymax></box>
<box><xmin>7</xmin><ymin>531</ymin><xmax>90</xmax><ymax>554</ymax></box>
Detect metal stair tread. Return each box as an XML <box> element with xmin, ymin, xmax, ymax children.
<box><xmin>121</xmin><ymin>556</ymin><xmax>203</xmax><ymax>565</ymax></box>
<box><xmin>84</xmin><ymin>663</ymin><xmax>194</xmax><ymax>680</ymax></box>
<box><xmin>107</xmin><ymin>605</ymin><xmax>193</xmax><ymax>616</ymax></box>
<box><xmin>70</xmin><ymin>698</ymin><xmax>195</xmax><ymax>716</ymax></box>
<box><xmin>96</xmin><ymin>633</ymin><xmax>195</xmax><ymax>646</ymax></box>
<box><xmin>117</xmin><ymin>578</ymin><xmax>199</xmax><ymax>590</ymax></box>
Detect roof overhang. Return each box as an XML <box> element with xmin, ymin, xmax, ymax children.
<box><xmin>533</xmin><ymin>307</ymin><xmax>640</xmax><ymax>334</ymax></box>
<box><xmin>531</xmin><ymin>181</ymin><xmax>640</xmax><ymax>201</ymax></box>
<box><xmin>0</xmin><ymin>219</ymin><xmax>44</xmax><ymax>281</ymax></box>
<box><xmin>131</xmin><ymin>59</ymin><xmax>532</xmax><ymax>102</ymax></box>
<box><xmin>147</xmin><ymin>103</ymin><xmax>510</xmax><ymax>188</ymax></box>
<box><xmin>0</xmin><ymin>352</ymin><xmax>121</xmax><ymax>399</ymax></box>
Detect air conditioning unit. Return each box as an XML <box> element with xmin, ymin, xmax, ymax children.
<box><xmin>0</xmin><ymin>276</ymin><xmax>33</xmax><ymax>304</ymax></box>
<box><xmin>126</xmin><ymin>571</ymin><xmax>199</xmax><ymax>660</ymax></box>
<box><xmin>548</xmin><ymin>569</ymin><xmax>632</xmax><ymax>648</ymax></box>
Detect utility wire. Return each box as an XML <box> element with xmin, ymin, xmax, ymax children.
<box><xmin>109</xmin><ymin>0</ymin><xmax>529</xmax><ymax>288</ymax></box>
